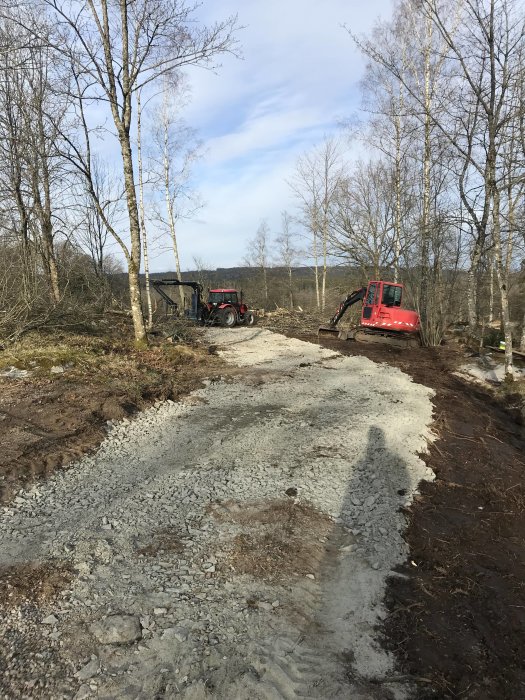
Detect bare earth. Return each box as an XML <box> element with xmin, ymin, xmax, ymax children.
<box><xmin>0</xmin><ymin>328</ymin><xmax>435</xmax><ymax>699</ymax></box>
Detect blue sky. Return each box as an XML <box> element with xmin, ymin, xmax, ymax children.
<box><xmin>143</xmin><ymin>0</ymin><xmax>393</xmax><ymax>272</ymax></box>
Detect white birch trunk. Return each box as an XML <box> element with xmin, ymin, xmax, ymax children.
<box><xmin>136</xmin><ymin>91</ymin><xmax>153</xmax><ymax>331</ymax></box>
<box><xmin>163</xmin><ymin>115</ymin><xmax>185</xmax><ymax>309</ymax></box>
<box><xmin>312</xmin><ymin>229</ymin><xmax>320</xmax><ymax>310</ymax></box>
<box><xmin>492</xmin><ymin>187</ymin><xmax>514</xmax><ymax>378</ymax></box>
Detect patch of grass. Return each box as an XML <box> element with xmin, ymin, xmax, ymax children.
<box><xmin>0</xmin><ymin>330</ymin><xmax>217</xmax><ymax>392</ymax></box>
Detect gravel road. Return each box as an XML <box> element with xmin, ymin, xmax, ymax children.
<box><xmin>0</xmin><ymin>328</ymin><xmax>434</xmax><ymax>700</ymax></box>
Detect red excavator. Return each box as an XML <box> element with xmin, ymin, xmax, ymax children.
<box><xmin>319</xmin><ymin>280</ymin><xmax>420</xmax><ymax>348</ymax></box>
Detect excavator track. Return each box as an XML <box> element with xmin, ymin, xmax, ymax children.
<box><xmin>353</xmin><ymin>328</ymin><xmax>420</xmax><ymax>349</ymax></box>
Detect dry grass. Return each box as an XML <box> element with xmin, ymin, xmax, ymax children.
<box><xmin>0</xmin><ymin>327</ymin><xmax>223</xmax><ymax>402</ymax></box>
<box><xmin>210</xmin><ymin>499</ymin><xmax>335</xmax><ymax>581</ymax></box>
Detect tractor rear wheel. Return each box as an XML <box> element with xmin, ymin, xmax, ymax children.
<box><xmin>219</xmin><ymin>307</ymin><xmax>237</xmax><ymax>328</ymax></box>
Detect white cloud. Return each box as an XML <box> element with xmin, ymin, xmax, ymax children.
<box><xmin>147</xmin><ymin>0</ymin><xmax>393</xmax><ymax>271</ymax></box>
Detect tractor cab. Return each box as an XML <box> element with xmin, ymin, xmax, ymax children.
<box><xmin>203</xmin><ymin>289</ymin><xmax>256</xmax><ymax>328</ymax></box>
<box><xmin>208</xmin><ymin>289</ymin><xmax>240</xmax><ymax>306</ymax></box>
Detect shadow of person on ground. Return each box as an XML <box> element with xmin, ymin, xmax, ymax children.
<box><xmin>291</xmin><ymin>424</ymin><xmax>415</xmax><ymax>699</ymax></box>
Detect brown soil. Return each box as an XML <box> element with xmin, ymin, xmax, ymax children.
<box><xmin>0</xmin><ymin>561</ymin><xmax>73</xmax><ymax>609</ymax></box>
<box><xmin>0</xmin><ymin>324</ymin><xmax>224</xmax><ymax>504</ymax></box>
<box><xmin>308</xmin><ymin>333</ymin><xmax>525</xmax><ymax>700</ymax></box>
<box><xmin>135</xmin><ymin>528</ymin><xmax>185</xmax><ymax>557</ymax></box>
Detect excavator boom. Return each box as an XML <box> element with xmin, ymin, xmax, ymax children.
<box><xmin>318</xmin><ymin>287</ymin><xmax>366</xmax><ymax>336</ymax></box>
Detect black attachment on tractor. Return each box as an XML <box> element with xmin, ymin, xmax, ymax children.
<box><xmin>151</xmin><ymin>279</ymin><xmax>204</xmax><ymax>321</ymax></box>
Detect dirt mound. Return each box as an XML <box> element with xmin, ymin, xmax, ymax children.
<box><xmin>0</xmin><ymin>561</ymin><xmax>72</xmax><ymax>608</ymax></box>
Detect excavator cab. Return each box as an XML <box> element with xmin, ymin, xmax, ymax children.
<box><xmin>360</xmin><ymin>281</ymin><xmax>419</xmax><ymax>334</ymax></box>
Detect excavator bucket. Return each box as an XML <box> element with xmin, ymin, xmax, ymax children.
<box><xmin>318</xmin><ymin>326</ymin><xmax>357</xmax><ymax>340</ymax></box>
<box><xmin>318</xmin><ymin>325</ymin><xmax>339</xmax><ymax>337</ymax></box>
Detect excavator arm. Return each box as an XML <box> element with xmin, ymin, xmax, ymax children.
<box><xmin>327</xmin><ymin>287</ymin><xmax>366</xmax><ymax>327</ymax></box>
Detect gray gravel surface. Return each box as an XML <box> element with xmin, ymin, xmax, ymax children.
<box><xmin>0</xmin><ymin>328</ymin><xmax>434</xmax><ymax>699</ymax></box>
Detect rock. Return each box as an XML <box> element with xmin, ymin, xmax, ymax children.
<box><xmin>90</xmin><ymin>615</ymin><xmax>142</xmax><ymax>645</ymax></box>
<box><xmin>154</xmin><ymin>607</ymin><xmax>167</xmax><ymax>615</ymax></box>
<box><xmin>42</xmin><ymin>614</ymin><xmax>59</xmax><ymax>625</ymax></box>
<box><xmin>50</xmin><ymin>365</ymin><xmax>65</xmax><ymax>374</ymax></box>
<box><xmin>305</xmin><ymin>573</ymin><xmax>315</xmax><ymax>580</ymax></box>
<box><xmin>2</xmin><ymin>367</ymin><xmax>30</xmax><ymax>379</ymax></box>
<box><xmin>272</xmin><ymin>600</ymin><xmax>280</xmax><ymax>608</ymax></box>
<box><xmin>258</xmin><ymin>602</ymin><xmax>273</xmax><ymax>612</ymax></box>
<box><xmin>74</xmin><ymin>684</ymin><xmax>92</xmax><ymax>700</ymax></box>
<box><xmin>75</xmin><ymin>658</ymin><xmax>100</xmax><ymax>681</ymax></box>
<box><xmin>162</xmin><ymin>626</ymin><xmax>189</xmax><ymax>642</ymax></box>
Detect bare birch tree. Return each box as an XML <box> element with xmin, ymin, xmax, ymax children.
<box><xmin>136</xmin><ymin>89</ymin><xmax>153</xmax><ymax>329</ymax></box>
<box><xmin>150</xmin><ymin>82</ymin><xmax>202</xmax><ymax>310</ymax></box>
<box><xmin>245</xmin><ymin>220</ymin><xmax>271</xmax><ymax>306</ymax></box>
<box><xmin>290</xmin><ymin>137</ymin><xmax>344</xmax><ymax>311</ymax></box>
<box><xmin>275</xmin><ymin>211</ymin><xmax>299</xmax><ymax>310</ymax></box>
<box><xmin>26</xmin><ymin>0</ymin><xmax>239</xmax><ymax>343</ymax></box>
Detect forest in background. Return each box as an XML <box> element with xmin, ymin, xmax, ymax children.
<box><xmin>0</xmin><ymin>0</ymin><xmax>524</xmax><ymax>376</ymax></box>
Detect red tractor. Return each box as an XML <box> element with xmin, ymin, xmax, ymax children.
<box><xmin>202</xmin><ymin>288</ymin><xmax>256</xmax><ymax>328</ymax></box>
<box><xmin>319</xmin><ymin>280</ymin><xmax>420</xmax><ymax>348</ymax></box>
<box><xmin>151</xmin><ymin>280</ymin><xmax>256</xmax><ymax>328</ymax></box>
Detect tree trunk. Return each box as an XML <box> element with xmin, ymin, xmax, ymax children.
<box><xmin>288</xmin><ymin>265</ymin><xmax>294</xmax><ymax>310</ymax></box>
<box><xmin>40</xmin><ymin>219</ymin><xmax>60</xmax><ymax>304</ymax></box>
<box><xmin>419</xmin><ymin>14</ymin><xmax>432</xmax><ymax>344</ymax></box>
<box><xmin>492</xmin><ymin>187</ymin><xmax>513</xmax><ymax>378</ymax></box>
<box><xmin>136</xmin><ymin>91</ymin><xmax>153</xmax><ymax>331</ymax></box>
<box><xmin>262</xmin><ymin>266</ymin><xmax>268</xmax><ymax>304</ymax></box>
<box><xmin>393</xmin><ymin>95</ymin><xmax>403</xmax><ymax>283</ymax></box>
<box><xmin>163</xmin><ymin>119</ymin><xmax>185</xmax><ymax>309</ymax></box>
<box><xmin>488</xmin><ymin>253</ymin><xmax>494</xmax><ymax>324</ymax></box>
<box><xmin>520</xmin><ymin>308</ymin><xmax>525</xmax><ymax>352</ymax></box>
<box><xmin>321</xmin><ymin>221</ymin><xmax>327</xmax><ymax>312</ymax></box>
<box><xmin>312</xmin><ymin>228</ymin><xmax>320</xmax><ymax>310</ymax></box>
<box><xmin>467</xmin><ymin>237</ymin><xmax>483</xmax><ymax>331</ymax></box>
<box><xmin>118</xmin><ymin>128</ymin><xmax>147</xmax><ymax>344</ymax></box>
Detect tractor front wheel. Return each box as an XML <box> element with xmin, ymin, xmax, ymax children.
<box><xmin>219</xmin><ymin>307</ymin><xmax>237</xmax><ymax>328</ymax></box>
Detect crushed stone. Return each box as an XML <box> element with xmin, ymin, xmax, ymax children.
<box><xmin>0</xmin><ymin>328</ymin><xmax>434</xmax><ymax>699</ymax></box>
